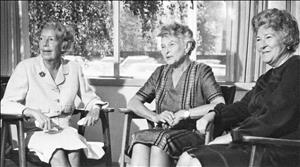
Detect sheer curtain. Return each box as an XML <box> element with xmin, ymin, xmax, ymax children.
<box><xmin>226</xmin><ymin>1</ymin><xmax>268</xmax><ymax>83</ymax></box>
<box><xmin>0</xmin><ymin>1</ymin><xmax>29</xmax><ymax>76</ymax></box>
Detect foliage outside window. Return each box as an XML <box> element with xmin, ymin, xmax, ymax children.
<box><xmin>119</xmin><ymin>1</ymin><xmax>227</xmax><ymax>80</ymax></box>
<box><xmin>28</xmin><ymin>1</ymin><xmax>113</xmax><ymax>60</ymax></box>
<box><xmin>28</xmin><ymin>0</ymin><xmax>227</xmax><ymax>80</ymax></box>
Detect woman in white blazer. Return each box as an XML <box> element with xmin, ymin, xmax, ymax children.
<box><xmin>1</xmin><ymin>22</ymin><xmax>108</xmax><ymax>167</ymax></box>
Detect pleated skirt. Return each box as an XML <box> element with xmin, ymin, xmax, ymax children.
<box><xmin>127</xmin><ymin>128</ymin><xmax>205</xmax><ymax>159</ymax></box>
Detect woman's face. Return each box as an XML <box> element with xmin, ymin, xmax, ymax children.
<box><xmin>161</xmin><ymin>35</ymin><xmax>187</xmax><ymax>66</ymax></box>
<box><xmin>256</xmin><ymin>25</ymin><xmax>287</xmax><ymax>67</ymax></box>
<box><xmin>39</xmin><ymin>28</ymin><xmax>63</xmax><ymax>61</ymax></box>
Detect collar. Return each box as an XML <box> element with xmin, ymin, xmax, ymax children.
<box><xmin>37</xmin><ymin>55</ymin><xmax>69</xmax><ymax>86</ymax></box>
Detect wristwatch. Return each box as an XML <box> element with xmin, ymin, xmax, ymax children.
<box><xmin>183</xmin><ymin>109</ymin><xmax>190</xmax><ymax>119</ymax></box>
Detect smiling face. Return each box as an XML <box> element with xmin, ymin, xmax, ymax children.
<box><xmin>39</xmin><ymin>28</ymin><xmax>63</xmax><ymax>61</ymax></box>
<box><xmin>256</xmin><ymin>25</ymin><xmax>287</xmax><ymax>67</ymax></box>
<box><xmin>161</xmin><ymin>35</ymin><xmax>188</xmax><ymax>67</ymax></box>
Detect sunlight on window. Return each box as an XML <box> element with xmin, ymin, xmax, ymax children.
<box><xmin>118</xmin><ymin>1</ymin><xmax>227</xmax><ymax>80</ymax></box>
<box><xmin>29</xmin><ymin>1</ymin><xmax>228</xmax><ymax>80</ymax></box>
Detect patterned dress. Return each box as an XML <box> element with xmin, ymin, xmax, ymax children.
<box><xmin>127</xmin><ymin>61</ymin><xmax>222</xmax><ymax>158</ymax></box>
<box><xmin>187</xmin><ymin>56</ymin><xmax>300</xmax><ymax>167</ymax></box>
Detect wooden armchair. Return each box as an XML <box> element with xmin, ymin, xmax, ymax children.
<box><xmin>0</xmin><ymin>76</ymin><xmax>114</xmax><ymax>167</ymax></box>
<box><xmin>118</xmin><ymin>85</ymin><xmax>236</xmax><ymax>167</ymax></box>
<box><xmin>0</xmin><ymin>108</ymin><xmax>114</xmax><ymax>167</ymax></box>
<box><xmin>242</xmin><ymin>136</ymin><xmax>300</xmax><ymax>167</ymax></box>
<box><xmin>203</xmin><ymin>88</ymin><xmax>300</xmax><ymax>167</ymax></box>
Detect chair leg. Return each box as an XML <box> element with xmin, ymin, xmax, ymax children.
<box><xmin>1</xmin><ymin>121</ymin><xmax>8</xmax><ymax>167</ymax></box>
<box><xmin>119</xmin><ymin>114</ymin><xmax>132</xmax><ymax>167</ymax></box>
<box><xmin>17</xmin><ymin>120</ymin><xmax>26</xmax><ymax>167</ymax></box>
<box><xmin>249</xmin><ymin>145</ymin><xmax>263</xmax><ymax>167</ymax></box>
<box><xmin>100</xmin><ymin>112</ymin><xmax>112</xmax><ymax>167</ymax></box>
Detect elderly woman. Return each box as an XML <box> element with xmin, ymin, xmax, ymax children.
<box><xmin>1</xmin><ymin>22</ymin><xmax>108</xmax><ymax>167</ymax></box>
<box><xmin>177</xmin><ymin>8</ymin><xmax>300</xmax><ymax>167</ymax></box>
<box><xmin>127</xmin><ymin>22</ymin><xmax>225</xmax><ymax>167</ymax></box>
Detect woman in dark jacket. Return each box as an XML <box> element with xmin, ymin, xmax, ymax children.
<box><xmin>177</xmin><ymin>8</ymin><xmax>300</xmax><ymax>167</ymax></box>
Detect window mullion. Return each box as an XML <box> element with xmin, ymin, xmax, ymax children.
<box><xmin>113</xmin><ymin>1</ymin><xmax>120</xmax><ymax>77</ymax></box>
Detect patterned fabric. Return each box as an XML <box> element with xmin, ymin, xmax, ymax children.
<box><xmin>137</xmin><ymin>61</ymin><xmax>222</xmax><ymax>115</ymax></box>
<box><xmin>129</xmin><ymin>129</ymin><xmax>205</xmax><ymax>159</ymax></box>
<box><xmin>128</xmin><ymin>61</ymin><xmax>222</xmax><ymax>158</ymax></box>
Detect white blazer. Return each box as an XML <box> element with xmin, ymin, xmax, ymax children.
<box><xmin>1</xmin><ymin>56</ymin><xmax>108</xmax><ymax>127</ymax></box>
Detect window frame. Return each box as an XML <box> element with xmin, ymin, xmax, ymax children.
<box><xmin>2</xmin><ymin>1</ymin><xmax>299</xmax><ymax>87</ymax></box>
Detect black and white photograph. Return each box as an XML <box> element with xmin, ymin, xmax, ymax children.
<box><xmin>1</xmin><ymin>1</ymin><xmax>299</xmax><ymax>167</ymax></box>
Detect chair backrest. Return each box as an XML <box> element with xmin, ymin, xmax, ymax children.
<box><xmin>220</xmin><ymin>85</ymin><xmax>236</xmax><ymax>105</ymax></box>
<box><xmin>205</xmin><ymin>85</ymin><xmax>236</xmax><ymax>142</ymax></box>
<box><xmin>1</xmin><ymin>76</ymin><xmax>10</xmax><ymax>100</ymax></box>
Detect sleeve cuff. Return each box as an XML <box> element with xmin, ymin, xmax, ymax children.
<box><xmin>1</xmin><ymin>101</ymin><xmax>27</xmax><ymax>115</ymax></box>
<box><xmin>214</xmin><ymin>103</ymin><xmax>225</xmax><ymax>116</ymax></box>
<box><xmin>85</xmin><ymin>98</ymin><xmax>109</xmax><ymax>111</ymax></box>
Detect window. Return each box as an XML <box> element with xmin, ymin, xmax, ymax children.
<box><xmin>118</xmin><ymin>1</ymin><xmax>228</xmax><ymax>81</ymax></box>
<box><xmin>3</xmin><ymin>1</ymin><xmax>299</xmax><ymax>83</ymax></box>
<box><xmin>28</xmin><ymin>1</ymin><xmax>114</xmax><ymax>77</ymax></box>
<box><xmin>27</xmin><ymin>1</ymin><xmax>228</xmax><ymax>81</ymax></box>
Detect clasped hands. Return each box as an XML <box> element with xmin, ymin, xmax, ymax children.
<box><xmin>153</xmin><ymin>110</ymin><xmax>188</xmax><ymax>128</ymax></box>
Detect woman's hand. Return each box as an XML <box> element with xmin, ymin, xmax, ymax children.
<box><xmin>171</xmin><ymin>110</ymin><xmax>188</xmax><ymax>127</ymax></box>
<box><xmin>196</xmin><ymin>112</ymin><xmax>215</xmax><ymax>134</ymax></box>
<box><xmin>82</xmin><ymin>106</ymin><xmax>100</xmax><ymax>126</ymax></box>
<box><xmin>196</xmin><ymin>117</ymin><xmax>209</xmax><ymax>134</ymax></box>
<box><xmin>208</xmin><ymin>133</ymin><xmax>232</xmax><ymax>145</ymax></box>
<box><xmin>153</xmin><ymin>110</ymin><xmax>175</xmax><ymax>125</ymax></box>
<box><xmin>23</xmin><ymin>108</ymin><xmax>51</xmax><ymax>130</ymax></box>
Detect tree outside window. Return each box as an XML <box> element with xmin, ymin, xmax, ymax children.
<box><xmin>28</xmin><ymin>0</ymin><xmax>227</xmax><ymax>80</ymax></box>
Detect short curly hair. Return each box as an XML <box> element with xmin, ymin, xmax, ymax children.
<box><xmin>158</xmin><ymin>22</ymin><xmax>196</xmax><ymax>56</ymax></box>
<box><xmin>252</xmin><ymin>8</ymin><xmax>299</xmax><ymax>53</ymax></box>
<box><xmin>41</xmin><ymin>22</ymin><xmax>74</xmax><ymax>52</ymax></box>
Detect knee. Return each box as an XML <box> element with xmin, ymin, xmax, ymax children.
<box><xmin>177</xmin><ymin>152</ymin><xmax>193</xmax><ymax>167</ymax></box>
<box><xmin>50</xmin><ymin>149</ymin><xmax>66</xmax><ymax>164</ymax></box>
<box><xmin>132</xmin><ymin>143</ymin><xmax>150</xmax><ymax>157</ymax></box>
<box><xmin>68</xmin><ymin>150</ymin><xmax>80</xmax><ymax>159</ymax></box>
<box><xmin>133</xmin><ymin>143</ymin><xmax>147</xmax><ymax>151</ymax></box>
<box><xmin>150</xmin><ymin>145</ymin><xmax>164</xmax><ymax>154</ymax></box>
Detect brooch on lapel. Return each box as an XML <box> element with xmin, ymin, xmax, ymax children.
<box><xmin>39</xmin><ymin>72</ymin><xmax>46</xmax><ymax>77</ymax></box>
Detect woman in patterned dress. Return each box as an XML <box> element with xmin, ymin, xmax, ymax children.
<box><xmin>127</xmin><ymin>22</ymin><xmax>225</xmax><ymax>167</ymax></box>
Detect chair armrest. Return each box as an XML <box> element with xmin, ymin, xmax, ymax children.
<box><xmin>117</xmin><ymin>108</ymin><xmax>145</xmax><ymax>119</ymax></box>
<box><xmin>117</xmin><ymin>108</ymin><xmax>155</xmax><ymax>128</ymax></box>
<box><xmin>1</xmin><ymin>107</ymin><xmax>114</xmax><ymax>120</ymax></box>
<box><xmin>242</xmin><ymin>136</ymin><xmax>300</xmax><ymax>147</ymax></box>
<box><xmin>73</xmin><ymin>107</ymin><xmax>114</xmax><ymax>116</ymax></box>
<box><xmin>0</xmin><ymin>113</ymin><xmax>27</xmax><ymax>121</ymax></box>
<box><xmin>118</xmin><ymin>108</ymin><xmax>132</xmax><ymax>114</ymax></box>
<box><xmin>102</xmin><ymin>107</ymin><xmax>115</xmax><ymax>113</ymax></box>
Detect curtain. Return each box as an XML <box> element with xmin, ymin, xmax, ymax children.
<box><xmin>226</xmin><ymin>1</ymin><xmax>267</xmax><ymax>82</ymax></box>
<box><xmin>0</xmin><ymin>1</ymin><xmax>29</xmax><ymax>76</ymax></box>
<box><xmin>291</xmin><ymin>1</ymin><xmax>300</xmax><ymax>56</ymax></box>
